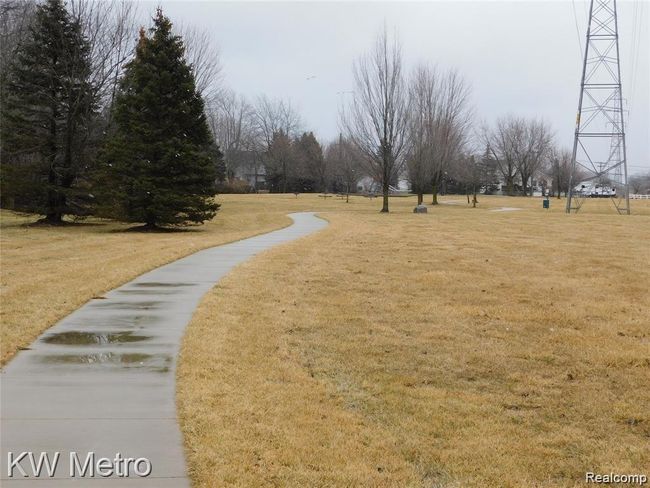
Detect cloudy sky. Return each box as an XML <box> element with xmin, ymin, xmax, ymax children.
<box><xmin>146</xmin><ymin>1</ymin><xmax>648</xmax><ymax>173</ymax></box>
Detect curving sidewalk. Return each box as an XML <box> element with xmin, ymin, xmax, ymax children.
<box><xmin>0</xmin><ymin>212</ymin><xmax>327</xmax><ymax>486</ymax></box>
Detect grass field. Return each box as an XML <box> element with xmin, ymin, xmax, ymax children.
<box><xmin>0</xmin><ymin>195</ymin><xmax>333</xmax><ymax>365</ymax></box>
<box><xmin>176</xmin><ymin>195</ymin><xmax>650</xmax><ymax>487</ymax></box>
<box><xmin>2</xmin><ymin>194</ymin><xmax>649</xmax><ymax>486</ymax></box>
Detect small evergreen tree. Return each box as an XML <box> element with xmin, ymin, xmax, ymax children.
<box><xmin>1</xmin><ymin>0</ymin><xmax>96</xmax><ymax>223</ymax></box>
<box><xmin>99</xmin><ymin>9</ymin><xmax>220</xmax><ymax>228</ymax></box>
<box><xmin>295</xmin><ymin>132</ymin><xmax>326</xmax><ymax>192</ymax></box>
<box><xmin>264</xmin><ymin>130</ymin><xmax>293</xmax><ymax>193</ymax></box>
<box><xmin>479</xmin><ymin>144</ymin><xmax>500</xmax><ymax>194</ymax></box>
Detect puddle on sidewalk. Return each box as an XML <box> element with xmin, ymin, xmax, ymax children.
<box><xmin>38</xmin><ymin>352</ymin><xmax>172</xmax><ymax>372</ymax></box>
<box><xmin>90</xmin><ymin>300</ymin><xmax>162</xmax><ymax>310</ymax></box>
<box><xmin>116</xmin><ymin>289</ymin><xmax>178</xmax><ymax>296</ymax></box>
<box><xmin>65</xmin><ymin>314</ymin><xmax>160</xmax><ymax>330</ymax></box>
<box><xmin>43</xmin><ymin>331</ymin><xmax>151</xmax><ymax>345</ymax></box>
<box><xmin>133</xmin><ymin>282</ymin><xmax>195</xmax><ymax>288</ymax></box>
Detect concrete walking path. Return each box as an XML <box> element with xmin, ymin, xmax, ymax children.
<box><xmin>0</xmin><ymin>212</ymin><xmax>327</xmax><ymax>486</ymax></box>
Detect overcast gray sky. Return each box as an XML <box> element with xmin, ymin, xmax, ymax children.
<box><xmin>147</xmin><ymin>1</ymin><xmax>648</xmax><ymax>173</ymax></box>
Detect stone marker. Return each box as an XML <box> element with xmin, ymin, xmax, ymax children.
<box><xmin>413</xmin><ymin>204</ymin><xmax>428</xmax><ymax>213</ymax></box>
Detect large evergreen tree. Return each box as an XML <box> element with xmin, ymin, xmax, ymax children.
<box><xmin>0</xmin><ymin>0</ymin><xmax>96</xmax><ymax>223</ymax></box>
<box><xmin>99</xmin><ymin>9</ymin><xmax>220</xmax><ymax>228</ymax></box>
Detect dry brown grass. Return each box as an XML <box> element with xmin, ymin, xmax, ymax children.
<box><xmin>178</xmin><ymin>195</ymin><xmax>650</xmax><ymax>487</ymax></box>
<box><xmin>0</xmin><ymin>194</ymin><xmax>355</xmax><ymax>365</ymax></box>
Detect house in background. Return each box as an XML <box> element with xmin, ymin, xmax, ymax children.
<box><xmin>229</xmin><ymin>150</ymin><xmax>266</xmax><ymax>190</ymax></box>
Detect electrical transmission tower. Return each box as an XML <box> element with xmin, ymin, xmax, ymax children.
<box><xmin>566</xmin><ymin>0</ymin><xmax>630</xmax><ymax>214</ymax></box>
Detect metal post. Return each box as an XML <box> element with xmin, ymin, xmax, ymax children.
<box><xmin>612</xmin><ymin>0</ymin><xmax>630</xmax><ymax>214</ymax></box>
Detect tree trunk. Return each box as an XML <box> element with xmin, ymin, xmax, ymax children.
<box><xmin>521</xmin><ymin>175</ymin><xmax>528</xmax><ymax>197</ymax></box>
<box><xmin>145</xmin><ymin>212</ymin><xmax>157</xmax><ymax>229</ymax></box>
<box><xmin>381</xmin><ymin>158</ymin><xmax>389</xmax><ymax>212</ymax></box>
<box><xmin>46</xmin><ymin>164</ymin><xmax>62</xmax><ymax>224</ymax></box>
<box><xmin>45</xmin><ymin>210</ymin><xmax>63</xmax><ymax>224</ymax></box>
<box><xmin>472</xmin><ymin>185</ymin><xmax>478</xmax><ymax>208</ymax></box>
<box><xmin>431</xmin><ymin>181</ymin><xmax>439</xmax><ymax>205</ymax></box>
<box><xmin>282</xmin><ymin>160</ymin><xmax>288</xmax><ymax>193</ymax></box>
<box><xmin>47</xmin><ymin>95</ymin><xmax>60</xmax><ymax>223</ymax></box>
<box><xmin>417</xmin><ymin>193</ymin><xmax>423</xmax><ymax>205</ymax></box>
<box><xmin>381</xmin><ymin>178</ymin><xmax>389</xmax><ymax>213</ymax></box>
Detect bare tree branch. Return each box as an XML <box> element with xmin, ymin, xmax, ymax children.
<box><xmin>252</xmin><ymin>94</ymin><xmax>301</xmax><ymax>150</ymax></box>
<box><xmin>179</xmin><ymin>23</ymin><xmax>223</xmax><ymax>104</ymax></box>
<box><xmin>68</xmin><ymin>0</ymin><xmax>138</xmax><ymax>111</ymax></box>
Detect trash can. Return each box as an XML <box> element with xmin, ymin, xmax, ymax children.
<box><xmin>543</xmin><ymin>199</ymin><xmax>550</xmax><ymax>209</ymax></box>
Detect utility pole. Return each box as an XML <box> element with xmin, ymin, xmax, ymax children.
<box><xmin>566</xmin><ymin>0</ymin><xmax>630</xmax><ymax>214</ymax></box>
<box><xmin>338</xmin><ymin>133</ymin><xmax>351</xmax><ymax>203</ymax></box>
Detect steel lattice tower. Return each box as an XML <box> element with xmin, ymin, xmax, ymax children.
<box><xmin>566</xmin><ymin>0</ymin><xmax>630</xmax><ymax>214</ymax></box>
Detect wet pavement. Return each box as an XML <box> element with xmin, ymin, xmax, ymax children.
<box><xmin>0</xmin><ymin>212</ymin><xmax>327</xmax><ymax>486</ymax></box>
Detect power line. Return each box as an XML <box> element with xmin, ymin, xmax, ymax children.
<box><xmin>571</xmin><ymin>0</ymin><xmax>585</xmax><ymax>62</ymax></box>
<box><xmin>628</xmin><ymin>0</ymin><xmax>645</xmax><ymax>122</ymax></box>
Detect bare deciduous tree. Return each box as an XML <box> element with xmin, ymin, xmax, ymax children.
<box><xmin>512</xmin><ymin>118</ymin><xmax>553</xmax><ymax>196</ymax></box>
<box><xmin>484</xmin><ymin>115</ymin><xmax>553</xmax><ymax>196</ymax></box>
<box><xmin>207</xmin><ymin>89</ymin><xmax>256</xmax><ymax>179</ymax></box>
<box><xmin>343</xmin><ymin>27</ymin><xmax>408</xmax><ymax>212</ymax></box>
<box><xmin>544</xmin><ymin>146</ymin><xmax>574</xmax><ymax>198</ymax></box>
<box><xmin>428</xmin><ymin>69</ymin><xmax>472</xmax><ymax>205</ymax></box>
<box><xmin>629</xmin><ymin>172</ymin><xmax>650</xmax><ymax>194</ymax></box>
<box><xmin>326</xmin><ymin>135</ymin><xmax>362</xmax><ymax>202</ymax></box>
<box><xmin>481</xmin><ymin>119</ymin><xmax>518</xmax><ymax>196</ymax></box>
<box><xmin>405</xmin><ymin>65</ymin><xmax>472</xmax><ymax>205</ymax></box>
<box><xmin>253</xmin><ymin>95</ymin><xmax>301</xmax><ymax>150</ymax></box>
<box><xmin>451</xmin><ymin>154</ymin><xmax>490</xmax><ymax>207</ymax></box>
<box><xmin>406</xmin><ymin>65</ymin><xmax>437</xmax><ymax>204</ymax></box>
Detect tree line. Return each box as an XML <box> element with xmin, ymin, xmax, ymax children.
<box><xmin>1</xmin><ymin>2</ymin><xmax>588</xmax><ymax>223</ymax></box>
<box><xmin>341</xmin><ymin>27</ymin><xmax>581</xmax><ymax>212</ymax></box>
<box><xmin>1</xmin><ymin>0</ymin><xmax>225</xmax><ymax>227</ymax></box>
<box><xmin>207</xmin><ymin>91</ymin><xmax>365</xmax><ymax>195</ymax></box>
<box><xmin>0</xmin><ymin>0</ymin><xmax>364</xmax><ymax>226</ymax></box>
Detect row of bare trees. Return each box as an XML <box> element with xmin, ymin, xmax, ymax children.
<box><xmin>205</xmin><ymin>89</ymin><xmax>366</xmax><ymax>193</ymax></box>
<box><xmin>405</xmin><ymin>66</ymin><xmax>472</xmax><ymax>205</ymax></box>
<box><xmin>342</xmin><ymin>27</ymin><xmax>579</xmax><ymax>212</ymax></box>
<box><xmin>206</xmin><ymin>92</ymin><xmax>304</xmax><ymax>188</ymax></box>
<box><xmin>481</xmin><ymin>116</ymin><xmax>554</xmax><ymax>196</ymax></box>
<box><xmin>341</xmin><ymin>28</ymin><xmax>476</xmax><ymax>212</ymax></box>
